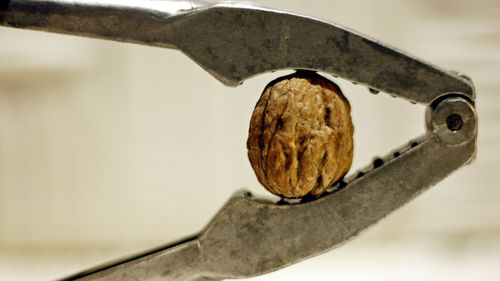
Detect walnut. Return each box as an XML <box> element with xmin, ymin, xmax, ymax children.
<box><xmin>247</xmin><ymin>71</ymin><xmax>354</xmax><ymax>198</ymax></box>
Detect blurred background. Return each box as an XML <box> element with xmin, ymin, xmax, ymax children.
<box><xmin>0</xmin><ymin>0</ymin><xmax>499</xmax><ymax>280</ymax></box>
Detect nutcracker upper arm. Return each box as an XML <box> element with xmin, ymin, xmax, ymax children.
<box><xmin>0</xmin><ymin>0</ymin><xmax>473</xmax><ymax>104</ymax></box>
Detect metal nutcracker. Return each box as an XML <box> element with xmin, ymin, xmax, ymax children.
<box><xmin>0</xmin><ymin>1</ymin><xmax>477</xmax><ymax>280</ymax></box>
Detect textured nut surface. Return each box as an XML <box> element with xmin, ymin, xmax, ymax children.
<box><xmin>247</xmin><ymin>72</ymin><xmax>354</xmax><ymax>198</ymax></box>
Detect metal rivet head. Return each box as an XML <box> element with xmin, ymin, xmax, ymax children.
<box><xmin>446</xmin><ymin>114</ymin><xmax>463</xmax><ymax>132</ymax></box>
<box><xmin>428</xmin><ymin>96</ymin><xmax>476</xmax><ymax>146</ymax></box>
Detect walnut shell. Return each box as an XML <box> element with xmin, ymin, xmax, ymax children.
<box><xmin>247</xmin><ymin>71</ymin><xmax>354</xmax><ymax>198</ymax></box>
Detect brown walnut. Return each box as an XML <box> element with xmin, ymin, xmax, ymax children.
<box><xmin>247</xmin><ymin>71</ymin><xmax>354</xmax><ymax>198</ymax></box>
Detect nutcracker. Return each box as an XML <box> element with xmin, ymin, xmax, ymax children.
<box><xmin>0</xmin><ymin>1</ymin><xmax>477</xmax><ymax>280</ymax></box>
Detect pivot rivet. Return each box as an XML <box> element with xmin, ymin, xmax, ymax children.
<box><xmin>446</xmin><ymin>114</ymin><xmax>463</xmax><ymax>132</ymax></box>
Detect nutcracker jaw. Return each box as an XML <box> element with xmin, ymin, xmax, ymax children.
<box><xmin>0</xmin><ymin>1</ymin><xmax>477</xmax><ymax>281</ymax></box>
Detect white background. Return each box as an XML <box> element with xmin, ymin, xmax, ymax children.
<box><xmin>0</xmin><ymin>0</ymin><xmax>499</xmax><ymax>280</ymax></box>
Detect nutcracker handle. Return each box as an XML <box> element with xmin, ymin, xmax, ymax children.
<box><xmin>0</xmin><ymin>0</ymin><xmax>206</xmax><ymax>48</ymax></box>
<box><xmin>59</xmin><ymin>236</ymin><xmax>216</xmax><ymax>281</ymax></box>
<box><xmin>0</xmin><ymin>0</ymin><xmax>473</xmax><ymax>104</ymax></box>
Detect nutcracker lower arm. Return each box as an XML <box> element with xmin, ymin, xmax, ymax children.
<box><xmin>61</xmin><ymin>94</ymin><xmax>476</xmax><ymax>281</ymax></box>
